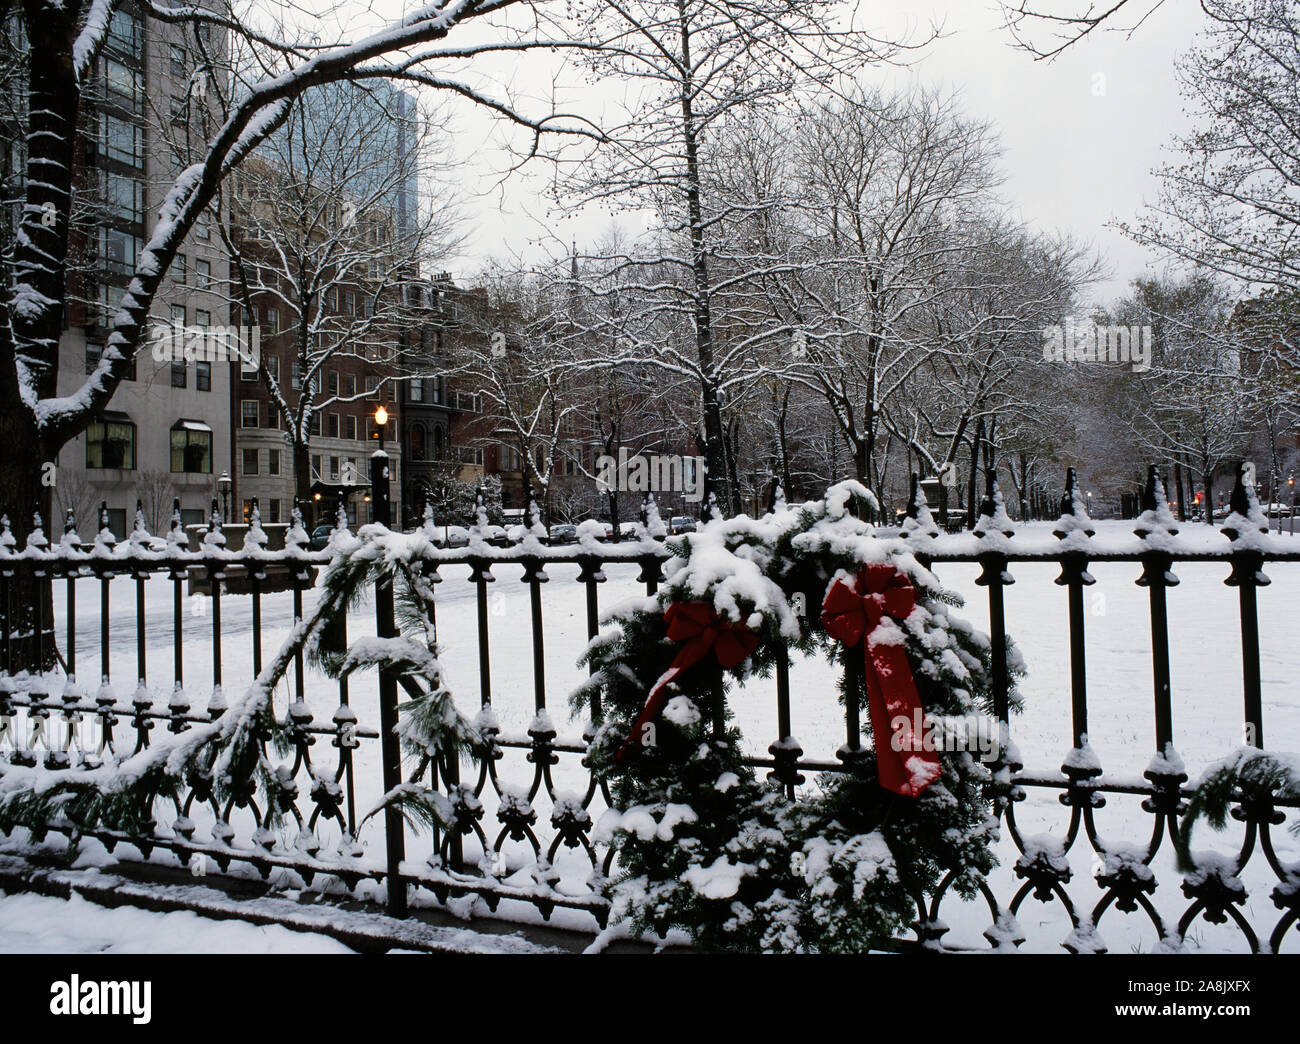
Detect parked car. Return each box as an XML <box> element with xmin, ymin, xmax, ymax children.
<box><xmin>309</xmin><ymin>524</ymin><xmax>333</xmax><ymax>551</ymax></box>
<box><xmin>548</xmin><ymin>523</ymin><xmax>578</xmax><ymax>545</ymax></box>
<box><xmin>669</xmin><ymin>515</ymin><xmax>697</xmax><ymax>535</ymax></box>
<box><xmin>423</xmin><ymin>525</ymin><xmax>471</xmax><ymax>548</ymax></box>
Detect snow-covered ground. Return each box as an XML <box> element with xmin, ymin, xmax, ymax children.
<box><xmin>5</xmin><ymin>520</ymin><xmax>1298</xmax><ymax>953</ymax></box>
<box><xmin>0</xmin><ymin>892</ymin><xmax>354</xmax><ymax>953</ymax></box>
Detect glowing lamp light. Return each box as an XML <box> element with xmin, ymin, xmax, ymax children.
<box><xmin>375</xmin><ymin>405</ymin><xmax>389</xmax><ymax>427</ymax></box>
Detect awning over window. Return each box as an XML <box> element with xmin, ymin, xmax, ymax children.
<box><xmin>171</xmin><ymin>419</ymin><xmax>213</xmax><ymax>432</ymax></box>
<box><xmin>97</xmin><ymin>410</ymin><xmax>133</xmax><ymax>424</ymax></box>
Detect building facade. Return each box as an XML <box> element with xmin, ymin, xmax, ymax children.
<box><xmin>54</xmin><ymin>5</ymin><xmax>232</xmax><ymax>538</ymax></box>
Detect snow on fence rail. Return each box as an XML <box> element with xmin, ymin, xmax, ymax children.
<box><xmin>0</xmin><ymin>463</ymin><xmax>1297</xmax><ymax>952</ymax></box>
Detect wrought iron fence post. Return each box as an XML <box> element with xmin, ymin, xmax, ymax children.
<box><xmin>371</xmin><ymin>449</ymin><xmax>406</xmax><ymax>917</ymax></box>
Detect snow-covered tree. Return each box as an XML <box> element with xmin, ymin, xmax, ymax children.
<box><xmin>212</xmin><ymin>83</ymin><xmax>461</xmax><ymax>517</ymax></box>
<box><xmin>557</xmin><ymin>1</ymin><xmax>928</xmax><ymax>513</ymax></box>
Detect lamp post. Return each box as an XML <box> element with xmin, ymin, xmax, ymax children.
<box><xmin>217</xmin><ymin>471</ymin><xmax>231</xmax><ymax>523</ymax></box>
<box><xmin>371</xmin><ymin>405</ymin><xmax>390</xmax><ymax>528</ymax></box>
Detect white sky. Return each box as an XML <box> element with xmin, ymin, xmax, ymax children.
<box><xmin>366</xmin><ymin>0</ymin><xmax>1211</xmax><ymax>307</ymax></box>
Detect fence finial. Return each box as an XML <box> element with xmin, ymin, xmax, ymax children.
<box><xmin>974</xmin><ymin>469</ymin><xmax>1014</xmax><ymax>540</ymax></box>
<box><xmin>1223</xmin><ymin>460</ymin><xmax>1269</xmax><ymax>544</ymax></box>
<box><xmin>1054</xmin><ymin>467</ymin><xmax>1095</xmax><ymax>541</ymax></box>
<box><xmin>95</xmin><ymin>501</ymin><xmax>115</xmax><ymax>550</ymax></box>
<box><xmin>130</xmin><ymin>499</ymin><xmax>151</xmax><ymax>546</ymax></box>
<box><xmin>166</xmin><ymin>497</ymin><xmax>187</xmax><ymax>555</ymax></box>
<box><xmin>1135</xmin><ymin>464</ymin><xmax>1178</xmax><ymax>540</ymax></box>
<box><xmin>26</xmin><ymin>511</ymin><xmax>48</xmax><ymax>553</ymax></box>
<box><xmin>61</xmin><ymin>507</ymin><xmax>80</xmax><ymax>550</ymax></box>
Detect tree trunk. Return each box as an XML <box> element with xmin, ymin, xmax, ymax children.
<box><xmin>966</xmin><ymin>416</ymin><xmax>984</xmax><ymax>529</ymax></box>
<box><xmin>294</xmin><ymin>440</ymin><xmax>314</xmax><ymax>527</ymax></box>
<box><xmin>676</xmin><ymin>8</ymin><xmax>729</xmax><ymax>514</ymax></box>
<box><xmin>0</xmin><ymin>419</ymin><xmax>56</xmax><ymax>673</ymax></box>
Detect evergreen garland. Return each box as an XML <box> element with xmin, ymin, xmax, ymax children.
<box><xmin>574</xmin><ymin>482</ymin><xmax>1022</xmax><ymax>952</ymax></box>
<box><xmin>0</xmin><ymin>516</ymin><xmax>476</xmax><ymax>851</ymax></box>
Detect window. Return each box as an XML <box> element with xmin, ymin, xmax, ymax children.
<box><xmin>101</xmin><ymin>114</ymin><xmax>143</xmax><ymax>167</ymax></box>
<box><xmin>104</xmin><ymin>59</ymin><xmax>143</xmax><ymax>111</ymax></box>
<box><xmin>327</xmin><ymin>413</ymin><xmax>339</xmax><ymax>438</ymax></box>
<box><xmin>241</xmin><ymin>400</ymin><xmax>259</xmax><ymax>428</ymax></box>
<box><xmin>170</xmin><ymin>421</ymin><xmax>212</xmax><ymax>474</ymax></box>
<box><xmin>174</xmin><ymin>255</ymin><xmax>187</xmax><ymax>285</ymax></box>
<box><xmin>268</xmin><ymin>449</ymin><xmax>280</xmax><ymax>476</ymax></box>
<box><xmin>327</xmin><ymin>371</ymin><xmax>338</xmax><ymax>396</ymax></box>
<box><xmin>291</xmin><ymin>361</ymin><xmax>302</xmax><ymax>390</ymax></box>
<box><xmin>266</xmin><ymin>307</ymin><xmax>279</xmax><ymax>333</ymax></box>
<box><xmin>329</xmin><ymin>456</ymin><xmax>339</xmax><ymax>480</ymax></box>
<box><xmin>170</xmin><ymin>94</ymin><xmax>188</xmax><ymax>124</ymax></box>
<box><xmin>196</xmin><ymin>259</ymin><xmax>211</xmax><ymax>290</ymax></box>
<box><xmin>171</xmin><ymin>361</ymin><xmax>186</xmax><ymax>388</ymax></box>
<box><xmin>104</xmin><ymin>172</ymin><xmax>143</xmax><ymax>223</ymax></box>
<box><xmin>345</xmin><ymin>415</ymin><xmax>357</xmax><ymax>440</ymax></box>
<box><xmin>101</xmin><ymin>228</ymin><xmax>139</xmax><ymax>275</ymax></box>
<box><xmin>364</xmin><ymin>376</ymin><xmax>378</xmax><ymax>396</ymax></box>
<box><xmin>410</xmin><ymin>424</ymin><xmax>426</xmax><ymax>461</ymax></box>
<box><xmin>341</xmin><ymin>291</ymin><xmax>354</xmax><ymax>315</ymax></box>
<box><xmin>433</xmin><ymin>425</ymin><xmax>444</xmax><ymax>459</ymax></box>
<box><xmin>98</xmin><ymin>284</ymin><xmax>125</xmax><ymax>329</ymax></box>
<box><xmin>196</xmin><ymin>210</ymin><xmax>211</xmax><ymax>240</ymax></box>
<box><xmin>169</xmin><ymin>44</ymin><xmax>186</xmax><ymax>77</ymax></box>
<box><xmin>309</xmin><ymin>413</ymin><xmax>321</xmax><ymax>437</ymax></box>
<box><xmin>108</xmin><ymin>10</ymin><xmax>143</xmax><ymax>58</ymax></box>
<box><xmin>86</xmin><ymin>414</ymin><xmax>136</xmax><ymax>469</ymax></box>
<box><xmin>169</xmin><ymin>303</ymin><xmax>186</xmax><ymax>327</ymax></box>
<box><xmin>195</xmin><ymin>309</ymin><xmax>210</xmax><ymax>329</ymax></box>
<box><xmin>242</xmin><ymin>448</ymin><xmax>259</xmax><ymax>475</ymax></box>
<box><xmin>344</xmin><ymin>374</ymin><xmax>356</xmax><ymax>397</ymax></box>
<box><xmin>196</xmin><ymin>360</ymin><xmax>211</xmax><ymax>391</ymax></box>
<box><xmin>268</xmin><ymin>499</ymin><xmax>281</xmax><ymax>524</ymax></box>
<box><xmin>311</xmin><ymin>454</ymin><xmax>321</xmax><ymax>480</ymax></box>
<box><xmin>410</xmin><ymin>379</ymin><xmax>424</xmax><ymax>403</ymax></box>
<box><xmin>456</xmin><ymin>445</ymin><xmax>484</xmax><ymax>466</ymax></box>
<box><xmin>241</xmin><ymin>351</ymin><xmax>258</xmax><ymax>381</ymax></box>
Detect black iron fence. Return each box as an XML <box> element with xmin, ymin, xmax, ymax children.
<box><xmin>0</xmin><ymin>462</ymin><xmax>1297</xmax><ymax>952</ymax></box>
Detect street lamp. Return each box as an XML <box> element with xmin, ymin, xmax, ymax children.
<box><xmin>217</xmin><ymin>471</ymin><xmax>232</xmax><ymax>523</ymax></box>
<box><xmin>374</xmin><ymin>404</ymin><xmax>389</xmax><ymax>448</ymax></box>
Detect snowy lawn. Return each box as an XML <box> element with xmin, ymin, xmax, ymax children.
<box><xmin>11</xmin><ymin>520</ymin><xmax>1299</xmax><ymax>952</ymax></box>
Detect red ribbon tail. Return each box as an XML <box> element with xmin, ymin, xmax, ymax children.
<box><xmin>615</xmin><ymin>663</ymin><xmax>684</xmax><ymax>764</ymax></box>
<box><xmin>864</xmin><ymin>643</ymin><xmax>942</xmax><ymax>797</ymax></box>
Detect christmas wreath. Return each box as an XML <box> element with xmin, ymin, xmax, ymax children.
<box><xmin>574</xmin><ymin>482</ymin><xmax>1023</xmax><ymax>952</ymax></box>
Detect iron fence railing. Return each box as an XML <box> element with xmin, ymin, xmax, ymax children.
<box><xmin>0</xmin><ymin>461</ymin><xmax>1297</xmax><ymax>952</ymax></box>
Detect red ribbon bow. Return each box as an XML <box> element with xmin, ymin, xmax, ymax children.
<box><xmin>616</xmin><ymin>601</ymin><xmax>759</xmax><ymax>763</ymax></box>
<box><xmin>821</xmin><ymin>564</ymin><xmax>941</xmax><ymax>797</ymax></box>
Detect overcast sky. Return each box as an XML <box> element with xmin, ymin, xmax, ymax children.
<box><xmin>422</xmin><ymin>1</ymin><xmax>1209</xmax><ymax>308</ymax></box>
